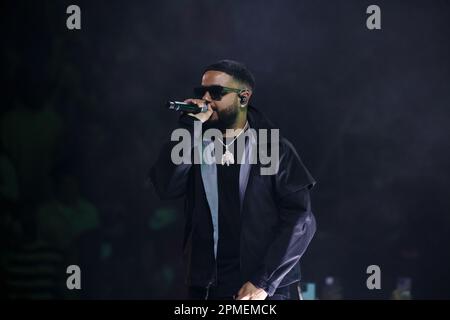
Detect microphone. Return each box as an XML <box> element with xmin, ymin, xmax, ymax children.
<box><xmin>166</xmin><ymin>101</ymin><xmax>208</xmax><ymax>114</ymax></box>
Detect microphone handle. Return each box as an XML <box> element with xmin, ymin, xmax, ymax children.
<box><xmin>167</xmin><ymin>101</ymin><xmax>208</xmax><ymax>114</ymax></box>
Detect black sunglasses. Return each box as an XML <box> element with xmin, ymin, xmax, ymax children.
<box><xmin>193</xmin><ymin>85</ymin><xmax>244</xmax><ymax>101</ymax></box>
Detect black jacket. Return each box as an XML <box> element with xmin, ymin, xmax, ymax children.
<box><xmin>149</xmin><ymin>105</ymin><xmax>316</xmax><ymax>296</ymax></box>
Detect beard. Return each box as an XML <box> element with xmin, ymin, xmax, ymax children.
<box><xmin>205</xmin><ymin>104</ymin><xmax>239</xmax><ymax>131</ymax></box>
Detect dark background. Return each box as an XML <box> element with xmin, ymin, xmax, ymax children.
<box><xmin>1</xmin><ymin>0</ymin><xmax>449</xmax><ymax>299</ymax></box>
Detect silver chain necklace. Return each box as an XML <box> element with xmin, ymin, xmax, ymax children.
<box><xmin>216</xmin><ymin>121</ymin><xmax>249</xmax><ymax>166</ymax></box>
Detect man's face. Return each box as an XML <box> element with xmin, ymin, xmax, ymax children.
<box><xmin>200</xmin><ymin>71</ymin><xmax>242</xmax><ymax>129</ymax></box>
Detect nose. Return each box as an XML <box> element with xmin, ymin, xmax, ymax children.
<box><xmin>202</xmin><ymin>91</ymin><xmax>212</xmax><ymax>102</ymax></box>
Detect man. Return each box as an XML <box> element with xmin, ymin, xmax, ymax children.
<box><xmin>149</xmin><ymin>60</ymin><xmax>316</xmax><ymax>300</ymax></box>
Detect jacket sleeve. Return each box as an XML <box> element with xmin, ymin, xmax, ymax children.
<box><xmin>249</xmin><ymin>138</ymin><xmax>317</xmax><ymax>296</ymax></box>
<box><xmin>148</xmin><ymin>114</ymin><xmax>200</xmax><ymax>200</ymax></box>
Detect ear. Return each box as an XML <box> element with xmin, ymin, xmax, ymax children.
<box><xmin>239</xmin><ymin>90</ymin><xmax>252</xmax><ymax>107</ymax></box>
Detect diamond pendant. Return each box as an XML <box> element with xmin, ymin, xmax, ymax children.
<box><xmin>221</xmin><ymin>148</ymin><xmax>234</xmax><ymax>166</ymax></box>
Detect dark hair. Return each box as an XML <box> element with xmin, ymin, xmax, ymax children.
<box><xmin>203</xmin><ymin>59</ymin><xmax>256</xmax><ymax>91</ymax></box>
